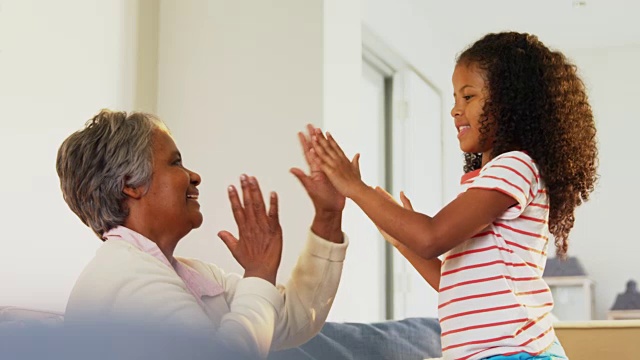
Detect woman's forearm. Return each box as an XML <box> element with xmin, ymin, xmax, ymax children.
<box><xmin>310</xmin><ymin>210</ymin><xmax>343</xmax><ymax>244</ymax></box>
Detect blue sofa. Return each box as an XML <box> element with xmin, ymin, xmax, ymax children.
<box><xmin>0</xmin><ymin>306</ymin><xmax>442</xmax><ymax>359</ymax></box>
<box><xmin>270</xmin><ymin>317</ymin><xmax>442</xmax><ymax>359</ymax></box>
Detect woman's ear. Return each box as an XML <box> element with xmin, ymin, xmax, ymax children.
<box><xmin>123</xmin><ymin>185</ymin><xmax>144</xmax><ymax>199</ymax></box>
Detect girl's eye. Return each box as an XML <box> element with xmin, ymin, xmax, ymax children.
<box><xmin>463</xmin><ymin>95</ymin><xmax>473</xmax><ymax>101</ymax></box>
<box><xmin>173</xmin><ymin>159</ymin><xmax>183</xmax><ymax>166</ymax></box>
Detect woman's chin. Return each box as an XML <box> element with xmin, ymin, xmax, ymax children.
<box><xmin>191</xmin><ymin>213</ymin><xmax>204</xmax><ymax>229</ymax></box>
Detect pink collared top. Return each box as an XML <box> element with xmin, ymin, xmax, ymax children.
<box><xmin>102</xmin><ymin>226</ymin><xmax>224</xmax><ymax>310</ymax></box>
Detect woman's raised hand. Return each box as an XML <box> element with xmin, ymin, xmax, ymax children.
<box><xmin>290</xmin><ymin>124</ymin><xmax>347</xmax><ymax>214</ymax></box>
<box><xmin>218</xmin><ymin>175</ymin><xmax>282</xmax><ymax>285</ymax></box>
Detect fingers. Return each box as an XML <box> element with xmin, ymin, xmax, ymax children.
<box><xmin>232</xmin><ymin>174</ymin><xmax>273</xmax><ymax>229</ymax></box>
<box><xmin>306</xmin><ymin>123</ymin><xmax>317</xmax><ymax>138</ymax></box>
<box><xmin>239</xmin><ymin>174</ymin><xmax>256</xmax><ymax>223</ymax></box>
<box><xmin>305</xmin><ymin>124</ymin><xmax>318</xmax><ymax>154</ymax></box>
<box><xmin>310</xmin><ymin>132</ymin><xmax>337</xmax><ymax>167</ymax></box>
<box><xmin>370</xmin><ymin>187</ymin><xmax>414</xmax><ymax>211</ymax></box>
<box><xmin>299</xmin><ymin>125</ymin><xmax>327</xmax><ymax>174</ymax></box>
<box><xmin>400</xmin><ymin>191</ymin><xmax>414</xmax><ymax>211</ymax></box>
<box><xmin>290</xmin><ymin>167</ymin><xmax>311</xmax><ymax>190</ymax></box>
<box><xmin>311</xmin><ymin>129</ymin><xmax>357</xmax><ymax>179</ymax></box>
<box><xmin>308</xmin><ymin>147</ymin><xmax>324</xmax><ymax>167</ymax></box>
<box><xmin>300</xmin><ymin>124</ymin><xmax>322</xmax><ymax>167</ymax></box>
<box><xmin>306</xmin><ymin>127</ymin><xmax>344</xmax><ymax>167</ymax></box>
<box><xmin>268</xmin><ymin>191</ymin><xmax>279</xmax><ymax>228</ymax></box>
<box><xmin>218</xmin><ymin>230</ymin><xmax>239</xmax><ymax>253</ymax></box>
<box><xmin>227</xmin><ymin>185</ymin><xmax>246</xmax><ymax>226</ymax></box>
<box><xmin>248</xmin><ymin>176</ymin><xmax>268</xmax><ymax>223</ymax></box>
<box><xmin>306</xmin><ymin>136</ymin><xmax>323</xmax><ymax>172</ymax></box>
<box><xmin>298</xmin><ymin>131</ymin><xmax>313</xmax><ymax>165</ymax></box>
<box><xmin>312</xmin><ymin>128</ymin><xmax>342</xmax><ymax>161</ymax></box>
<box><xmin>326</xmin><ymin>132</ymin><xmax>349</xmax><ymax>160</ymax></box>
<box><xmin>351</xmin><ymin>153</ymin><xmax>361</xmax><ymax>177</ymax></box>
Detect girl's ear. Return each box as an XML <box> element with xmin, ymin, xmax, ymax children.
<box><xmin>123</xmin><ymin>185</ymin><xmax>144</xmax><ymax>199</ymax></box>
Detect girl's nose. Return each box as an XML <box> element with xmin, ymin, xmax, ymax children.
<box><xmin>451</xmin><ymin>103</ymin><xmax>462</xmax><ymax>118</ymax></box>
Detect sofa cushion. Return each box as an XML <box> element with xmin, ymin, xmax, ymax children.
<box><xmin>0</xmin><ymin>306</ymin><xmax>64</xmax><ymax>328</ymax></box>
<box><xmin>269</xmin><ymin>317</ymin><xmax>442</xmax><ymax>360</ymax></box>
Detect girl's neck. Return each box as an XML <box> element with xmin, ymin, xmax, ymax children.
<box><xmin>481</xmin><ymin>150</ymin><xmax>493</xmax><ymax>168</ymax></box>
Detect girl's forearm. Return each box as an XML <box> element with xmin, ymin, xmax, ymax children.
<box><xmin>350</xmin><ymin>185</ymin><xmax>440</xmax><ymax>258</ymax></box>
<box><xmin>395</xmin><ymin>242</ymin><xmax>441</xmax><ymax>291</ymax></box>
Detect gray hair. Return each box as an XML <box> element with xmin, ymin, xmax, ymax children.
<box><xmin>56</xmin><ymin>109</ymin><xmax>167</xmax><ymax>239</ymax></box>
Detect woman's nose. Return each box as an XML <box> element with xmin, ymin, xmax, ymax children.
<box><xmin>189</xmin><ymin>169</ymin><xmax>202</xmax><ymax>186</ymax></box>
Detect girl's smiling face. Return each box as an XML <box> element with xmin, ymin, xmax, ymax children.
<box><xmin>451</xmin><ymin>63</ymin><xmax>495</xmax><ymax>160</ymax></box>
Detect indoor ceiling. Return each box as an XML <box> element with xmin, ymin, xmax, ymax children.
<box><xmin>419</xmin><ymin>0</ymin><xmax>640</xmax><ymax>52</ymax></box>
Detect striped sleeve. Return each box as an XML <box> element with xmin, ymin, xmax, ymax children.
<box><xmin>467</xmin><ymin>151</ymin><xmax>540</xmax><ymax>220</ymax></box>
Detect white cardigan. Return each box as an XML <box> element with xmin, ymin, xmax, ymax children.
<box><xmin>65</xmin><ymin>230</ymin><xmax>348</xmax><ymax>358</ymax></box>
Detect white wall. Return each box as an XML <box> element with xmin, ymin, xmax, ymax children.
<box><xmin>560</xmin><ymin>45</ymin><xmax>640</xmax><ymax>320</ymax></box>
<box><xmin>0</xmin><ymin>0</ymin><xmax>142</xmax><ymax>312</ymax></box>
<box><xmin>156</xmin><ymin>0</ymin><xmax>361</xmax><ymax>321</ymax></box>
<box><xmin>156</xmin><ymin>0</ymin><xmax>318</xmax><ymax>279</ymax></box>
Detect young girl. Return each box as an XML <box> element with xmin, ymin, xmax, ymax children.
<box><xmin>309</xmin><ymin>32</ymin><xmax>597</xmax><ymax>360</ymax></box>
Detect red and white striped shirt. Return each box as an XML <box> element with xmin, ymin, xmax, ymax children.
<box><xmin>439</xmin><ymin>151</ymin><xmax>555</xmax><ymax>360</ymax></box>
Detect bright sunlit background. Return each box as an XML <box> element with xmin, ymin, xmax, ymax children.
<box><xmin>1</xmin><ymin>0</ymin><xmax>637</xmax><ymax>322</ymax></box>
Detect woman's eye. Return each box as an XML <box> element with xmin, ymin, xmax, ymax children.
<box><xmin>463</xmin><ymin>95</ymin><xmax>473</xmax><ymax>101</ymax></box>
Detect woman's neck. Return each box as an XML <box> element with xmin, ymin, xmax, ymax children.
<box><xmin>123</xmin><ymin>219</ymin><xmax>178</xmax><ymax>260</ymax></box>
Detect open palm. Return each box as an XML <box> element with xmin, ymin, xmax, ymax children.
<box><xmin>290</xmin><ymin>124</ymin><xmax>348</xmax><ymax>213</ymax></box>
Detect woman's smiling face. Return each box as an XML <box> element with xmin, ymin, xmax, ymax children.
<box><xmin>136</xmin><ymin>129</ymin><xmax>203</xmax><ymax>242</ymax></box>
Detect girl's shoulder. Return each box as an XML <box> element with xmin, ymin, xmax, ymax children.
<box><xmin>481</xmin><ymin>151</ymin><xmax>542</xmax><ymax>186</ymax></box>
<box><xmin>484</xmin><ymin>150</ymin><xmax>539</xmax><ymax>172</ymax></box>
<box><xmin>488</xmin><ymin>150</ymin><xmax>533</xmax><ymax>164</ymax></box>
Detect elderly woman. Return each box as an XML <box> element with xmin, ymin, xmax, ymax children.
<box><xmin>56</xmin><ymin>110</ymin><xmax>348</xmax><ymax>358</ymax></box>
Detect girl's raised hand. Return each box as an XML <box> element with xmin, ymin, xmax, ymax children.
<box><xmin>310</xmin><ymin>129</ymin><xmax>364</xmax><ymax>198</ymax></box>
<box><xmin>374</xmin><ymin>187</ymin><xmax>414</xmax><ymax>248</ymax></box>
<box><xmin>290</xmin><ymin>124</ymin><xmax>346</xmax><ymax>214</ymax></box>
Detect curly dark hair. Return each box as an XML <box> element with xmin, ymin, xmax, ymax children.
<box><xmin>456</xmin><ymin>32</ymin><xmax>598</xmax><ymax>257</ymax></box>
